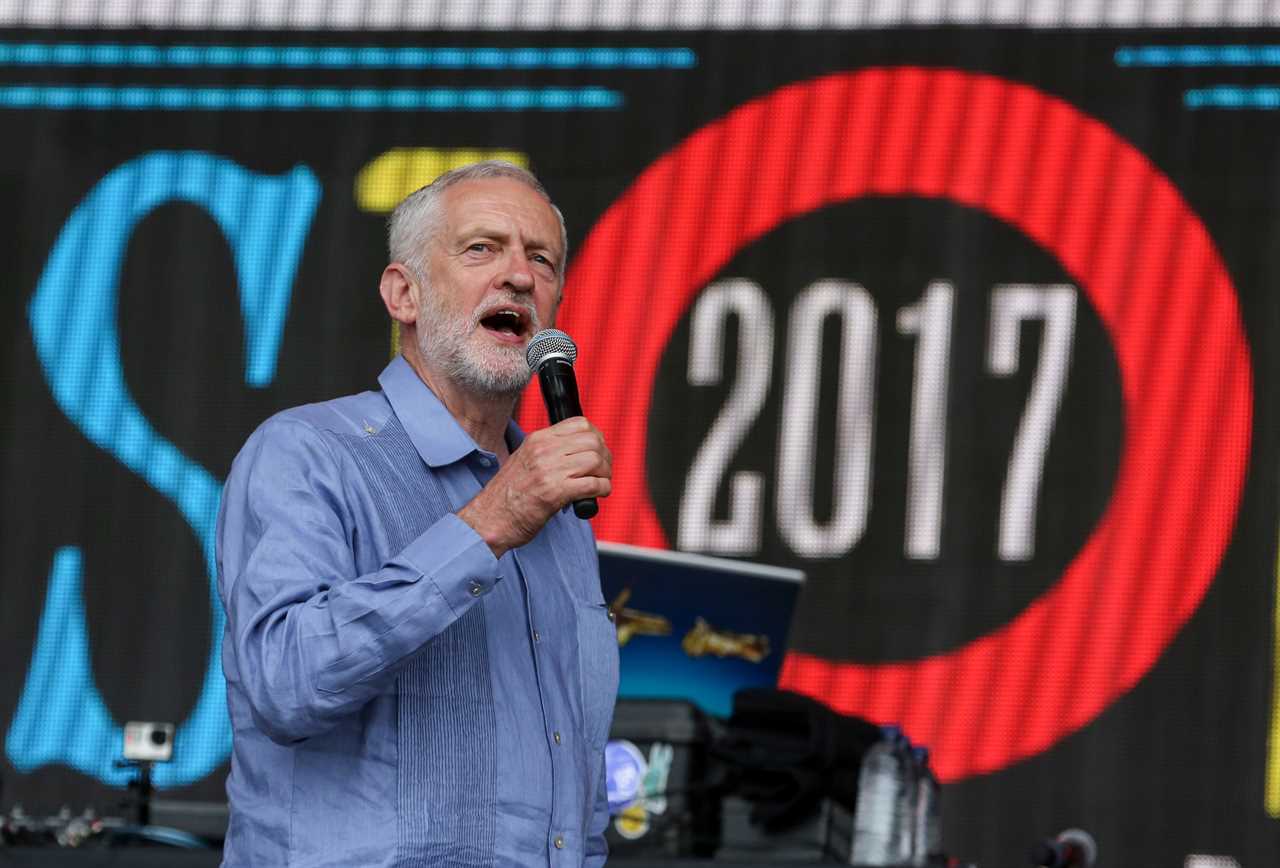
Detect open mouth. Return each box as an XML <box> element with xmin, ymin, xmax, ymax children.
<box><xmin>478</xmin><ymin>307</ymin><xmax>530</xmax><ymax>341</ymax></box>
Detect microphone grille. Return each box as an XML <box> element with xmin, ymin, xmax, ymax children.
<box><xmin>526</xmin><ymin>328</ymin><xmax>578</xmax><ymax>370</ymax></box>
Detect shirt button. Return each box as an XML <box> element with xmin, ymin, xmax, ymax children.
<box><xmin>469</xmin><ymin>581</ymin><xmax>483</xmax><ymax>597</ymax></box>
<box><xmin>553</xmin><ymin>836</ymin><xmax>564</xmax><ymax>849</ymax></box>
<box><xmin>478</xmin><ymin>456</ymin><xmax>492</xmax><ymax>467</ymax></box>
<box><xmin>607</xmin><ymin>610</ymin><xmax>616</xmax><ymax>622</ymax></box>
<box><xmin>553</xmin><ymin>731</ymin><xmax>561</xmax><ymax>745</ymax></box>
<box><xmin>533</xmin><ymin>629</ymin><xmax>541</xmax><ymax>642</ymax></box>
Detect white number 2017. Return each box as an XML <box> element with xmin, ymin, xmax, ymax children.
<box><xmin>678</xmin><ymin>279</ymin><xmax>1078</xmax><ymax>563</ymax></box>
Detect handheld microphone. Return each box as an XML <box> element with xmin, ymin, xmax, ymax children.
<box><xmin>525</xmin><ymin>329</ymin><xmax>597</xmax><ymax>520</ymax></box>
<box><xmin>1029</xmin><ymin>828</ymin><xmax>1097</xmax><ymax>868</ymax></box>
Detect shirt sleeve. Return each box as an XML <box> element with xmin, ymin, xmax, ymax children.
<box><xmin>216</xmin><ymin>415</ymin><xmax>500</xmax><ymax>745</ymax></box>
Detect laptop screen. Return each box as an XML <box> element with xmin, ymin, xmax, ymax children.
<box><xmin>597</xmin><ymin>541</ymin><xmax>805</xmax><ymax>717</ymax></box>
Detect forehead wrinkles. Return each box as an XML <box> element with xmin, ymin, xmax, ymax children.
<box><xmin>441</xmin><ymin>182</ymin><xmax>564</xmax><ymax>259</ymax></box>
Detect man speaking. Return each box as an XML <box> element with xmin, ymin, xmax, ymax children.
<box><xmin>216</xmin><ymin>161</ymin><xmax>618</xmax><ymax>867</ymax></box>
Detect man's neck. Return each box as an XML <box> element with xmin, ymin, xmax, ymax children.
<box><xmin>401</xmin><ymin>351</ymin><xmax>517</xmax><ymax>460</ymax></box>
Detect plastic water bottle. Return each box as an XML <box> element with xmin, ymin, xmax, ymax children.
<box><xmin>892</xmin><ymin>732</ymin><xmax>917</xmax><ymax>865</ymax></box>
<box><xmin>911</xmin><ymin>746</ymin><xmax>941</xmax><ymax>866</ymax></box>
<box><xmin>852</xmin><ymin>725</ymin><xmax>913</xmax><ymax>865</ymax></box>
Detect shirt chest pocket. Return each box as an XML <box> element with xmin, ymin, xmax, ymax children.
<box><xmin>573</xmin><ymin>600</ymin><xmax>619</xmax><ymax>751</ymax></box>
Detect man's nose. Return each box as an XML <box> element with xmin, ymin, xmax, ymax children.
<box><xmin>502</xmin><ymin>250</ymin><xmax>536</xmax><ymax>292</ymax></box>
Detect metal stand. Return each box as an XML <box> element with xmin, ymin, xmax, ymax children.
<box><xmin>113</xmin><ymin>760</ymin><xmax>153</xmax><ymax>827</ymax></box>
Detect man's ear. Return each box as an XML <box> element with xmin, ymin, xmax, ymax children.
<box><xmin>379</xmin><ymin>263</ymin><xmax>420</xmax><ymax>326</ymax></box>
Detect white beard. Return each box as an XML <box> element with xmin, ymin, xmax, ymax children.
<box><xmin>416</xmin><ymin>286</ymin><xmax>541</xmax><ymax>397</ymax></box>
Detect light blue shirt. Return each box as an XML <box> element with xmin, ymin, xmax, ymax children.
<box><xmin>216</xmin><ymin>356</ymin><xmax>618</xmax><ymax>867</ymax></box>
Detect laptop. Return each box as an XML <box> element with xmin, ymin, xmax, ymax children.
<box><xmin>596</xmin><ymin>541</ymin><xmax>805</xmax><ymax>717</ymax></box>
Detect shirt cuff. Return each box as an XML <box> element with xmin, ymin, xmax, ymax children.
<box><xmin>399</xmin><ymin>512</ymin><xmax>503</xmax><ymax>616</ymax></box>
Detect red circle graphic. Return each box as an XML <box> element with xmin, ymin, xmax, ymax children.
<box><xmin>518</xmin><ymin>68</ymin><xmax>1253</xmax><ymax>781</ymax></box>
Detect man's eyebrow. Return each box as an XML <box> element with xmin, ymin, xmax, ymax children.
<box><xmin>454</xmin><ymin>224</ymin><xmax>510</xmax><ymax>243</ymax></box>
<box><xmin>520</xmin><ymin>228</ymin><xmax>562</xmax><ymax>256</ymax></box>
<box><xmin>526</xmin><ymin>236</ymin><xmax>560</xmax><ymax>256</ymax></box>
<box><xmin>455</xmin><ymin>224</ymin><xmax>560</xmax><ymax>258</ymax></box>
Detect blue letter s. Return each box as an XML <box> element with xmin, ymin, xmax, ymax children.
<box><xmin>7</xmin><ymin>152</ymin><xmax>320</xmax><ymax>787</ymax></box>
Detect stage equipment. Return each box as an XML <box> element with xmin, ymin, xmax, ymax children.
<box><xmin>115</xmin><ymin>721</ymin><xmax>175</xmax><ymax>827</ymax></box>
<box><xmin>603</xmin><ymin>688</ymin><xmax>948</xmax><ymax>864</ymax></box>
<box><xmin>1029</xmin><ymin>828</ymin><xmax>1097</xmax><ymax>868</ymax></box>
<box><xmin>605</xmin><ymin>698</ymin><xmax>719</xmax><ymax>858</ymax></box>
<box><xmin>122</xmin><ymin>722</ymin><xmax>174</xmax><ymax>763</ymax></box>
<box><xmin>1</xmin><ymin>806</ymin><xmax>103</xmax><ymax>848</ymax></box>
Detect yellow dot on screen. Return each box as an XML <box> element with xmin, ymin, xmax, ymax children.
<box><xmin>354</xmin><ymin>147</ymin><xmax>530</xmax><ymax>214</ymax></box>
<box><xmin>356</xmin><ymin>148</ymin><xmax>530</xmax><ymax>359</ymax></box>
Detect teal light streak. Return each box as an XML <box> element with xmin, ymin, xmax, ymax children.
<box><xmin>0</xmin><ymin>85</ymin><xmax>623</xmax><ymax>111</ymax></box>
<box><xmin>1185</xmin><ymin>86</ymin><xmax>1280</xmax><ymax>109</ymax></box>
<box><xmin>1116</xmin><ymin>45</ymin><xmax>1280</xmax><ymax>67</ymax></box>
<box><xmin>0</xmin><ymin>42</ymin><xmax>696</xmax><ymax>69</ymax></box>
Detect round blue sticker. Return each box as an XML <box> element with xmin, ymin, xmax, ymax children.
<box><xmin>605</xmin><ymin>739</ymin><xmax>647</xmax><ymax>814</ymax></box>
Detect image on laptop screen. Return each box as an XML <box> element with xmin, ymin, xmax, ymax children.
<box><xmin>596</xmin><ymin>541</ymin><xmax>806</xmax><ymax>718</ymax></box>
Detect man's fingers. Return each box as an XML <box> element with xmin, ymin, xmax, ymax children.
<box><xmin>545</xmin><ymin>415</ymin><xmax>598</xmax><ymax>436</ymax></box>
<box><xmin>565</xmin><ymin>473</ymin><xmax>612</xmax><ymax>501</ymax></box>
<box><xmin>536</xmin><ymin>418</ymin><xmax>607</xmax><ymax>455</ymax></box>
<box><xmin>547</xmin><ymin>431</ymin><xmax>607</xmax><ymax>458</ymax></box>
<box><xmin>559</xmin><ymin>449</ymin><xmax>612</xmax><ymax>480</ymax></box>
<box><xmin>521</xmin><ymin>427</ymin><xmax>610</xmax><ymax>476</ymax></box>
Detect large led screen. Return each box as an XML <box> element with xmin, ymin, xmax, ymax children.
<box><xmin>0</xmin><ymin>4</ymin><xmax>1276</xmax><ymax>866</ymax></box>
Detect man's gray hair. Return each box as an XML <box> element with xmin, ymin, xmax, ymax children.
<box><xmin>387</xmin><ymin>160</ymin><xmax>568</xmax><ymax>282</ymax></box>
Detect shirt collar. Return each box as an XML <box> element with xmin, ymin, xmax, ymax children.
<box><xmin>377</xmin><ymin>355</ymin><xmax>526</xmax><ymax>468</ymax></box>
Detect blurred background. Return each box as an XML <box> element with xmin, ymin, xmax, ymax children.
<box><xmin>0</xmin><ymin>2</ymin><xmax>1276</xmax><ymax>866</ymax></box>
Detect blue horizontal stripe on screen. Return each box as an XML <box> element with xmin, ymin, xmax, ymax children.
<box><xmin>1116</xmin><ymin>45</ymin><xmax>1280</xmax><ymax>66</ymax></box>
<box><xmin>0</xmin><ymin>43</ymin><xmax>696</xmax><ymax>69</ymax></box>
<box><xmin>0</xmin><ymin>85</ymin><xmax>624</xmax><ymax>110</ymax></box>
<box><xmin>1184</xmin><ymin>87</ymin><xmax>1280</xmax><ymax>109</ymax></box>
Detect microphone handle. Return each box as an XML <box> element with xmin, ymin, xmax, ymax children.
<box><xmin>538</xmin><ymin>358</ymin><xmax>583</xmax><ymax>421</ymax></box>
<box><xmin>536</xmin><ymin>359</ymin><xmax>598</xmax><ymax>519</ymax></box>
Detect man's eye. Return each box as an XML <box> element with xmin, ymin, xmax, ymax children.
<box><xmin>468</xmin><ymin>243</ymin><xmax>490</xmax><ymax>253</ymax></box>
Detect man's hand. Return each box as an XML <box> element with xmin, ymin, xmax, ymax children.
<box><xmin>457</xmin><ymin>417</ymin><xmax>612</xmax><ymax>558</ymax></box>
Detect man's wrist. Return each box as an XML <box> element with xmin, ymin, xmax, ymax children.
<box><xmin>457</xmin><ymin>496</ymin><xmax>513</xmax><ymax>559</ymax></box>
